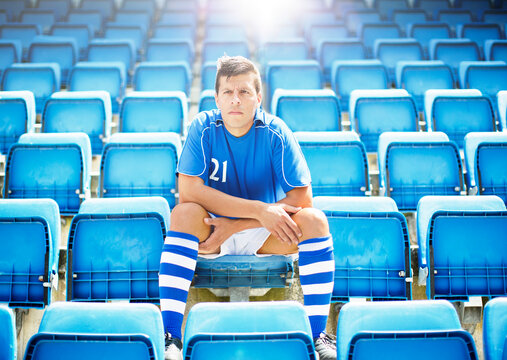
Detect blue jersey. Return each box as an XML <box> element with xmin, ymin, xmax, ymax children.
<box><xmin>177</xmin><ymin>108</ymin><xmax>311</xmax><ymax>204</ymax></box>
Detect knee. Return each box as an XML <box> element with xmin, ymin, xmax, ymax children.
<box><xmin>293</xmin><ymin>208</ymin><xmax>329</xmax><ymax>239</ymax></box>
<box><xmin>170</xmin><ymin>202</ymin><xmax>209</xmax><ymax>233</ymax></box>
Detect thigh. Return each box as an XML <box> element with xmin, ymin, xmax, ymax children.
<box><xmin>257</xmin><ymin>233</ymin><xmax>298</xmax><ymax>255</ymax></box>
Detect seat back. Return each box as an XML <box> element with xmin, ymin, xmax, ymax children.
<box><xmin>392</xmin><ymin>9</ymin><xmax>428</xmax><ymax>30</ymax></box>
<box><xmin>88</xmin><ymin>39</ymin><xmax>135</xmax><ymax>73</ymax></box>
<box><xmin>349</xmin><ymin>89</ymin><xmax>418</xmax><ymax>152</ymax></box>
<box><xmin>0</xmin><ymin>24</ymin><xmax>41</xmax><ymax>55</ymax></box>
<box><xmin>430</xmin><ymin>39</ymin><xmax>481</xmax><ymax>77</ymax></box>
<box><xmin>184</xmin><ymin>302</ymin><xmax>316</xmax><ymax>360</ymax></box>
<box><xmin>265</xmin><ymin>60</ymin><xmax>323</xmax><ymax>112</ymax></box>
<box><xmin>314</xmin><ymin>197</ymin><xmax>411</xmax><ymax>302</ymax></box>
<box><xmin>42</xmin><ymin>91</ymin><xmax>112</xmax><ymax>155</ymax></box>
<box><xmin>79</xmin><ymin>0</ymin><xmax>113</xmax><ymax>21</ymax></box>
<box><xmin>396</xmin><ymin>60</ymin><xmax>454</xmax><ymax>111</ymax></box>
<box><xmin>198</xmin><ymin>89</ymin><xmax>216</xmax><ymax>112</ymax></box>
<box><xmin>0</xmin><ymin>91</ymin><xmax>35</xmax><ymax>155</ymax></box>
<box><xmin>295</xmin><ymin>132</ymin><xmax>369</xmax><ymax>196</ymax></box>
<box><xmin>99</xmin><ymin>132</ymin><xmax>182</xmax><ymax>207</ymax></box>
<box><xmin>0</xmin><ymin>40</ymin><xmax>21</xmax><ymax>77</ymax></box>
<box><xmin>133</xmin><ymin>61</ymin><xmax>191</xmax><ymax>95</ymax></box>
<box><xmin>425</xmin><ymin>89</ymin><xmax>496</xmax><ymax>148</ymax></box>
<box><xmin>317</xmin><ymin>39</ymin><xmax>366</xmax><ymax>82</ymax></box>
<box><xmin>460</xmin><ymin>61</ymin><xmax>507</xmax><ymax>107</ymax></box>
<box><xmin>67</xmin><ymin>10</ymin><xmax>103</xmax><ymax>36</ymax></box>
<box><xmin>259</xmin><ymin>39</ymin><xmax>309</xmax><ymax>68</ymax></box>
<box><xmin>458</xmin><ymin>23</ymin><xmax>502</xmax><ymax>57</ymax></box>
<box><xmin>50</xmin><ymin>24</ymin><xmax>91</xmax><ymax>60</ymax></box>
<box><xmin>272</xmin><ymin>89</ymin><xmax>341</xmax><ymax>132</ymax></box>
<box><xmin>0</xmin><ymin>198</ymin><xmax>60</xmax><ymax>308</ymax></box>
<box><xmin>201</xmin><ymin>61</ymin><xmax>217</xmax><ymax>91</ymax></box>
<box><xmin>25</xmin><ymin>302</ymin><xmax>164</xmax><ymax>360</ymax></box>
<box><xmin>483</xmin><ymin>298</ymin><xmax>507</xmax><ymax>360</ymax></box>
<box><xmin>345</xmin><ymin>9</ymin><xmax>381</xmax><ymax>35</ymax></box>
<box><xmin>360</xmin><ymin>22</ymin><xmax>401</xmax><ymax>56</ymax></box>
<box><xmin>2</xmin><ymin>63</ymin><xmax>60</xmax><ymax>113</ymax></box>
<box><xmin>428</xmin><ymin>209</ymin><xmax>507</xmax><ymax>299</ymax></box>
<box><xmin>331</xmin><ymin>60</ymin><xmax>389</xmax><ymax>111</ymax></box>
<box><xmin>0</xmin><ymin>306</ymin><xmax>15</xmax><ymax>360</ymax></box>
<box><xmin>437</xmin><ymin>9</ymin><xmax>473</xmax><ymax>31</ymax></box>
<box><xmin>201</xmin><ymin>40</ymin><xmax>249</xmax><ymax>63</ymax></box>
<box><xmin>119</xmin><ymin>91</ymin><xmax>187</xmax><ymax>135</ymax></box>
<box><xmin>67</xmin><ymin>197</ymin><xmax>169</xmax><ymax>303</ymax></box>
<box><xmin>152</xmin><ymin>24</ymin><xmax>195</xmax><ymax>42</ymax></box>
<box><xmin>485</xmin><ymin>40</ymin><xmax>507</xmax><ymax>63</ymax></box>
<box><xmin>374</xmin><ymin>39</ymin><xmax>424</xmax><ymax>82</ymax></box>
<box><xmin>37</xmin><ymin>0</ymin><xmax>70</xmax><ymax>21</ymax></box>
<box><xmin>4</xmin><ymin>133</ymin><xmax>91</xmax><ymax>214</ymax></box>
<box><xmin>146</xmin><ymin>39</ymin><xmax>194</xmax><ymax>64</ymax></box>
<box><xmin>104</xmin><ymin>23</ymin><xmax>145</xmax><ymax>59</ymax></box>
<box><xmin>20</xmin><ymin>10</ymin><xmax>55</xmax><ymax>34</ymax></box>
<box><xmin>378</xmin><ymin>132</ymin><xmax>464</xmax><ymax>211</ymax></box>
<box><xmin>69</xmin><ymin>62</ymin><xmax>126</xmax><ymax>113</ymax></box>
<box><xmin>307</xmin><ymin>23</ymin><xmax>348</xmax><ymax>52</ymax></box>
<box><xmin>407</xmin><ymin>23</ymin><xmax>451</xmax><ymax>57</ymax></box>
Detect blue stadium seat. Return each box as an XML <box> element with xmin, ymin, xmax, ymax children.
<box><xmin>482</xmin><ymin>9</ymin><xmax>507</xmax><ymax>27</ymax></box>
<box><xmin>0</xmin><ymin>91</ymin><xmax>35</xmax><ymax>155</ymax></box>
<box><xmin>0</xmin><ymin>40</ymin><xmax>21</xmax><ymax>80</ymax></box>
<box><xmin>295</xmin><ymin>132</ymin><xmax>370</xmax><ymax>196</ymax></box>
<box><xmin>146</xmin><ymin>39</ymin><xmax>194</xmax><ymax>64</ymax></box>
<box><xmin>258</xmin><ymin>39</ymin><xmax>309</xmax><ymax>70</ymax></box>
<box><xmin>69</xmin><ymin>62</ymin><xmax>126</xmax><ymax>113</ymax></box>
<box><xmin>331</xmin><ymin>60</ymin><xmax>389</xmax><ymax>111</ymax></box>
<box><xmin>424</xmin><ymin>89</ymin><xmax>497</xmax><ymax>148</ymax></box>
<box><xmin>37</xmin><ymin>0</ymin><xmax>70</xmax><ymax>21</ymax></box>
<box><xmin>158</xmin><ymin>11</ymin><xmax>197</xmax><ymax>27</ymax></box>
<box><xmin>79</xmin><ymin>0</ymin><xmax>113</xmax><ymax>22</ymax></box>
<box><xmin>417</xmin><ymin>195</ymin><xmax>507</xmax><ymax>300</ymax></box>
<box><xmin>28</xmin><ymin>36</ymin><xmax>77</xmax><ymax>85</ymax></box>
<box><xmin>202</xmin><ymin>39</ymin><xmax>250</xmax><ymax>63</ymax></box>
<box><xmin>165</xmin><ymin>0</ymin><xmax>199</xmax><ymax>12</ymax></box>
<box><xmin>42</xmin><ymin>91</ymin><xmax>112</xmax><ymax>155</ymax></box>
<box><xmin>113</xmin><ymin>10</ymin><xmax>150</xmax><ymax>33</ymax></box>
<box><xmin>396</xmin><ymin>60</ymin><xmax>455</xmax><ymax>111</ymax></box>
<box><xmin>88</xmin><ymin>39</ymin><xmax>136</xmax><ymax>78</ymax></box>
<box><xmin>335</xmin><ymin>1</ymin><xmax>367</xmax><ymax>20</ymax></box>
<box><xmin>392</xmin><ymin>9</ymin><xmax>428</xmax><ymax>31</ymax></box>
<box><xmin>457</xmin><ymin>23</ymin><xmax>502</xmax><ymax>58</ymax></box>
<box><xmin>484</xmin><ymin>39</ymin><xmax>507</xmax><ymax>62</ymax></box>
<box><xmin>337</xmin><ymin>300</ymin><xmax>477</xmax><ymax>360</ymax></box>
<box><xmin>272</xmin><ymin>89</ymin><xmax>341</xmax><ymax>132</ymax></box>
<box><xmin>0</xmin><ymin>0</ymin><xmax>25</xmax><ymax>21</ymax></box>
<box><xmin>349</xmin><ymin>89</ymin><xmax>418</xmax><ymax>152</ymax></box>
<box><xmin>205</xmin><ymin>24</ymin><xmax>248</xmax><ymax>42</ymax></box>
<box><xmin>104</xmin><ymin>23</ymin><xmax>145</xmax><ymax>61</ymax></box>
<box><xmin>99</xmin><ymin>132</ymin><xmax>182</xmax><ymax>207</ymax></box>
<box><xmin>375</xmin><ymin>0</ymin><xmax>409</xmax><ymax>20</ymax></box>
<box><xmin>67</xmin><ymin>197</ymin><xmax>169</xmax><ymax>303</ymax></box>
<box><xmin>24</xmin><ymin>302</ymin><xmax>164</xmax><ymax>360</ymax></box>
<box><xmin>374</xmin><ymin>38</ymin><xmax>424</xmax><ymax>83</ymax></box>
<box><xmin>0</xmin><ymin>10</ymin><xmax>6</xmax><ymax>23</ymax></box>
<box><xmin>0</xmin><ymin>24</ymin><xmax>41</xmax><ymax>60</ymax></box>
<box><xmin>316</xmin><ymin>39</ymin><xmax>366</xmax><ymax>83</ymax></box>
<box><xmin>459</xmin><ymin>61</ymin><xmax>507</xmax><ymax>110</ymax></box>
<box><xmin>152</xmin><ymin>24</ymin><xmax>195</xmax><ymax>42</ymax></box>
<box><xmin>119</xmin><ymin>91</ymin><xmax>188</xmax><ymax>135</ymax></box>
<box><xmin>407</xmin><ymin>22</ymin><xmax>451</xmax><ymax>58</ymax></box>
<box><xmin>50</xmin><ymin>24</ymin><xmax>91</xmax><ymax>61</ymax></box>
<box><xmin>66</xmin><ymin>10</ymin><xmax>103</xmax><ymax>36</ymax></box>
<box><xmin>314</xmin><ymin>196</ymin><xmax>411</xmax><ymax>302</ymax></box>
<box><xmin>3</xmin><ymin>132</ymin><xmax>91</xmax><ymax>214</ymax></box>
<box><xmin>483</xmin><ymin>297</ymin><xmax>507</xmax><ymax>360</ymax></box>
<box><xmin>306</xmin><ymin>22</ymin><xmax>348</xmax><ymax>54</ymax></box>
<box><xmin>0</xmin><ymin>306</ymin><xmax>15</xmax><ymax>359</ymax></box>
<box><xmin>2</xmin><ymin>63</ymin><xmax>60</xmax><ymax>113</ymax></box>
<box><xmin>359</xmin><ymin>22</ymin><xmax>401</xmax><ymax>57</ymax></box>
<box><xmin>201</xmin><ymin>61</ymin><xmax>217</xmax><ymax>91</ymax></box>
<box><xmin>183</xmin><ymin>302</ymin><xmax>316</xmax><ymax>360</ymax></box>
<box><xmin>378</xmin><ymin>132</ymin><xmax>464</xmax><ymax>211</ymax></box>
<box><xmin>0</xmin><ymin>198</ymin><xmax>60</xmax><ymax>309</ymax></box>
<box><xmin>265</xmin><ymin>60</ymin><xmax>323</xmax><ymax>112</ymax></box>
<box><xmin>436</xmin><ymin>9</ymin><xmax>473</xmax><ymax>32</ymax></box>
<box><xmin>430</xmin><ymin>39</ymin><xmax>481</xmax><ymax>79</ymax></box>
<box><xmin>345</xmin><ymin>9</ymin><xmax>381</xmax><ymax>36</ymax></box>
<box><xmin>198</xmin><ymin>89</ymin><xmax>216</xmax><ymax>112</ymax></box>
<box><xmin>455</xmin><ymin>0</ymin><xmax>492</xmax><ymax>19</ymax></box>
<box><xmin>497</xmin><ymin>90</ymin><xmax>507</xmax><ymax>130</ymax></box>
<box><xmin>416</xmin><ymin>195</ymin><xmax>505</xmax><ymax>288</ymax></box>
<box><xmin>122</xmin><ymin>0</ymin><xmax>156</xmax><ymax>19</ymax></box>
<box><xmin>133</xmin><ymin>61</ymin><xmax>191</xmax><ymax>95</ymax></box>
<box><xmin>464</xmin><ymin>132</ymin><xmax>507</xmax><ymax>203</ymax></box>
<box><xmin>415</xmin><ymin>0</ymin><xmax>452</xmax><ymax>19</ymax></box>
<box><xmin>20</xmin><ymin>9</ymin><xmax>55</xmax><ymax>34</ymax></box>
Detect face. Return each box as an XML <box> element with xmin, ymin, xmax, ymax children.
<box><xmin>215</xmin><ymin>72</ymin><xmax>262</xmax><ymax>137</ymax></box>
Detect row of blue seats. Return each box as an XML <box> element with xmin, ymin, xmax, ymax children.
<box><xmin>0</xmin><ymin>194</ymin><xmax>505</xmax><ymax>308</ymax></box>
<box><xmin>2</xmin><ymin>299</ymin><xmax>505</xmax><ymax>359</ymax></box>
<box><xmin>1</xmin><ymin>126</ymin><xmax>505</xmax><ymax>217</ymax></box>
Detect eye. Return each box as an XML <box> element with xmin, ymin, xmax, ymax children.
<box><xmin>241</xmin><ymin>90</ymin><xmax>249</xmax><ymax>94</ymax></box>
<box><xmin>223</xmin><ymin>90</ymin><xmax>232</xmax><ymax>94</ymax></box>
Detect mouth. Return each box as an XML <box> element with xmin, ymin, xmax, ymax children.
<box><xmin>228</xmin><ymin>111</ymin><xmax>243</xmax><ymax>115</ymax></box>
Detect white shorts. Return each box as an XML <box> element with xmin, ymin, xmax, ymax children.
<box><xmin>198</xmin><ymin>227</ymin><xmax>271</xmax><ymax>259</ymax></box>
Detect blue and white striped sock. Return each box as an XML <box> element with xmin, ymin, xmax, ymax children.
<box><xmin>298</xmin><ymin>236</ymin><xmax>335</xmax><ymax>339</ymax></box>
<box><xmin>159</xmin><ymin>230</ymin><xmax>199</xmax><ymax>339</ymax></box>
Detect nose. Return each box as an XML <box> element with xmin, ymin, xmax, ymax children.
<box><xmin>231</xmin><ymin>90</ymin><xmax>240</xmax><ymax>104</ymax></box>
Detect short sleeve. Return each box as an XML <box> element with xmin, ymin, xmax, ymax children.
<box><xmin>177</xmin><ymin>113</ymin><xmax>210</xmax><ymax>182</ymax></box>
<box><xmin>271</xmin><ymin>122</ymin><xmax>311</xmax><ymax>193</ymax></box>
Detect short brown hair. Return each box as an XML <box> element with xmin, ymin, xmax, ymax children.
<box><xmin>215</xmin><ymin>55</ymin><xmax>262</xmax><ymax>94</ymax></box>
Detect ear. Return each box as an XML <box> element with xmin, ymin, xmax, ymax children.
<box><xmin>257</xmin><ymin>91</ymin><xmax>262</xmax><ymax>107</ymax></box>
<box><xmin>214</xmin><ymin>92</ymin><xmax>220</xmax><ymax>109</ymax></box>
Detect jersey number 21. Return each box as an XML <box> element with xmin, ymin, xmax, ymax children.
<box><xmin>210</xmin><ymin>158</ymin><xmax>227</xmax><ymax>182</ymax></box>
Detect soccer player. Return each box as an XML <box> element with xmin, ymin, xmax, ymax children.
<box><xmin>160</xmin><ymin>55</ymin><xmax>336</xmax><ymax>360</ymax></box>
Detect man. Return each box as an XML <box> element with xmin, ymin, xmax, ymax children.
<box><xmin>159</xmin><ymin>55</ymin><xmax>336</xmax><ymax>360</ymax></box>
